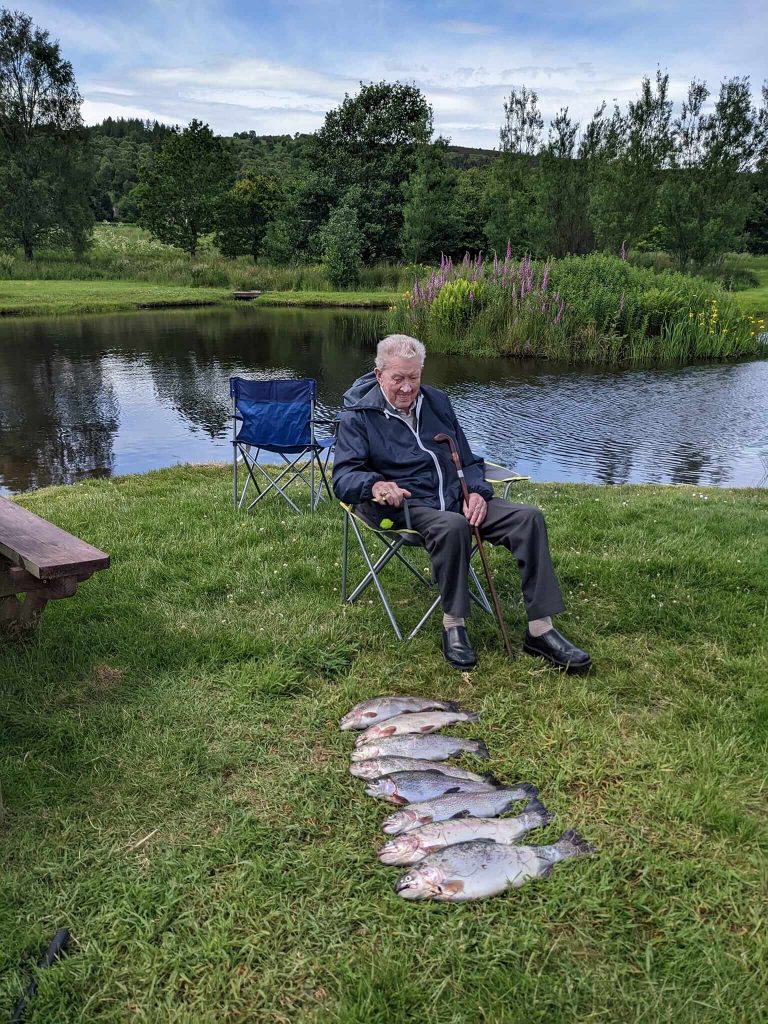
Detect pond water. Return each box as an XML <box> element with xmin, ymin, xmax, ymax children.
<box><xmin>1</xmin><ymin>305</ymin><xmax>766</xmax><ymax>495</ymax></box>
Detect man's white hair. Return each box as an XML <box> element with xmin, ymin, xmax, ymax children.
<box><xmin>375</xmin><ymin>334</ymin><xmax>426</xmax><ymax>370</ymax></box>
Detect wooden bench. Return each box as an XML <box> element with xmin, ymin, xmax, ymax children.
<box><xmin>0</xmin><ymin>496</ymin><xmax>110</xmax><ymax>638</ymax></box>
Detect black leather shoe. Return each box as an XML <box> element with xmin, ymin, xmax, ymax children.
<box><xmin>441</xmin><ymin>626</ymin><xmax>477</xmax><ymax>670</ymax></box>
<box><xmin>522</xmin><ymin>627</ymin><xmax>591</xmax><ymax>673</ymax></box>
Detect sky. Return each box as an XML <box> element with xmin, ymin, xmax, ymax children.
<box><xmin>21</xmin><ymin>0</ymin><xmax>768</xmax><ymax>148</ymax></box>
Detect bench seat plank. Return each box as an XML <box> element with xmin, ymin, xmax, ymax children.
<box><xmin>0</xmin><ymin>496</ymin><xmax>110</xmax><ymax>580</ymax></box>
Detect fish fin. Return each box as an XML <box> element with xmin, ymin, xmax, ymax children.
<box><xmin>363</xmin><ymin>711</ymin><xmax>377</xmax><ymax>718</ymax></box>
<box><xmin>378</xmin><ymin>725</ymin><xmax>397</xmax><ymax>737</ymax></box>
<box><xmin>390</xmin><ymin>795</ymin><xmax>409</xmax><ymax>806</ymax></box>
<box><xmin>481</xmin><ymin>773</ymin><xmax>503</xmax><ymax>786</ymax></box>
<box><xmin>449</xmin><ymin>810</ymin><xmax>472</xmax><ymax>819</ymax></box>
<box><xmin>540</xmin><ymin>863</ymin><xmax>555</xmax><ymax>878</ymax></box>
<box><xmin>445</xmin><ymin>786</ymin><xmax>462</xmax><ymax>794</ymax></box>
<box><xmin>438</xmin><ymin>879</ymin><xmax>465</xmax><ymax>895</ymax></box>
<box><xmin>556</xmin><ymin>829</ymin><xmax>597</xmax><ymax>857</ymax></box>
<box><xmin>469</xmin><ymin>739</ymin><xmax>490</xmax><ymax>760</ymax></box>
<box><xmin>519</xmin><ymin>783</ymin><xmax>539</xmax><ymax>799</ymax></box>
<box><xmin>525</xmin><ymin>799</ymin><xmax>556</xmax><ymax>827</ymax></box>
<box><xmin>462</xmin><ymin>711</ymin><xmax>481</xmax><ymax>723</ymax></box>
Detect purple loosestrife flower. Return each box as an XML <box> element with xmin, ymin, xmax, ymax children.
<box><xmin>541</xmin><ymin>263</ymin><xmax>550</xmax><ymax>292</ymax></box>
<box><xmin>506</xmin><ymin>240</ymin><xmax>512</xmax><ymax>260</ymax></box>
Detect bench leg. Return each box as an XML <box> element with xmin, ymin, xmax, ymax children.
<box><xmin>0</xmin><ymin>576</ymin><xmax>79</xmax><ymax>640</ymax></box>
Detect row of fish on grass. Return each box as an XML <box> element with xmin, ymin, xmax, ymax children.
<box><xmin>341</xmin><ymin>695</ymin><xmax>595</xmax><ymax>902</ymax></box>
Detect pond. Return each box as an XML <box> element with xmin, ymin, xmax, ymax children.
<box><xmin>1</xmin><ymin>305</ymin><xmax>766</xmax><ymax>495</ymax></box>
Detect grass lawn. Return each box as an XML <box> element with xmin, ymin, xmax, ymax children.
<box><xmin>732</xmin><ymin>255</ymin><xmax>768</xmax><ymax>317</ymax></box>
<box><xmin>1</xmin><ymin>467</ymin><xmax>766</xmax><ymax>1022</ymax></box>
<box><xmin>254</xmin><ymin>291</ymin><xmax>398</xmax><ymax>309</ymax></box>
<box><xmin>0</xmin><ymin>280</ymin><xmax>231</xmax><ymax>318</ymax></box>
<box><xmin>0</xmin><ymin>280</ymin><xmax>398</xmax><ymax>318</ymax></box>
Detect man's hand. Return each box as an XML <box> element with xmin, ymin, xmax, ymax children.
<box><xmin>372</xmin><ymin>481</ymin><xmax>412</xmax><ymax>508</ymax></box>
<box><xmin>463</xmin><ymin>492</ymin><xmax>487</xmax><ymax>527</ymax></box>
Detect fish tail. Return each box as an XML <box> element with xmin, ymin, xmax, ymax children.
<box><xmin>469</xmin><ymin>739</ymin><xmax>490</xmax><ymax>760</ymax></box>
<box><xmin>524</xmin><ymin>798</ymin><xmax>556</xmax><ymax>827</ymax></box>
<box><xmin>462</xmin><ymin>710</ymin><xmax>481</xmax><ymax>723</ymax></box>
<box><xmin>519</xmin><ymin>782</ymin><xmax>539</xmax><ymax>799</ymax></box>
<box><xmin>444</xmin><ymin>700</ymin><xmax>462</xmax><ymax>712</ymax></box>
<box><xmin>481</xmin><ymin>772</ymin><xmax>503</xmax><ymax>786</ymax></box>
<box><xmin>555</xmin><ymin>829</ymin><xmax>596</xmax><ymax>858</ymax></box>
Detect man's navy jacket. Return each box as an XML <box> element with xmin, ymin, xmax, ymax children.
<box><xmin>332</xmin><ymin>371</ymin><xmax>492</xmax><ymax>526</ymax></box>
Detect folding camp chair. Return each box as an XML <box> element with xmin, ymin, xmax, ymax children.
<box><xmin>230</xmin><ymin>377</ymin><xmax>334</xmax><ymax>513</ymax></box>
<box><xmin>340</xmin><ymin>462</ymin><xmax>528</xmax><ymax>641</ymax></box>
<box><xmin>340</xmin><ymin>500</ymin><xmax>493</xmax><ymax>641</ymax></box>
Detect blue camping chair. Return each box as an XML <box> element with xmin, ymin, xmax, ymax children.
<box><xmin>230</xmin><ymin>377</ymin><xmax>334</xmax><ymax>513</ymax></box>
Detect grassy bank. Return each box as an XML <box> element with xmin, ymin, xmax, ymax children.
<box><xmin>0</xmin><ymin>280</ymin><xmax>232</xmax><ymax>318</ymax></box>
<box><xmin>730</xmin><ymin>255</ymin><xmax>768</xmax><ymax>316</ymax></box>
<box><xmin>0</xmin><ymin>280</ymin><xmax>398</xmax><ymax>318</ymax></box>
<box><xmin>1</xmin><ymin>467</ymin><xmax>766</xmax><ymax>1022</ymax></box>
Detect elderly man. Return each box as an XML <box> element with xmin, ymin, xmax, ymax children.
<box><xmin>333</xmin><ymin>334</ymin><xmax>591</xmax><ymax>672</ymax></box>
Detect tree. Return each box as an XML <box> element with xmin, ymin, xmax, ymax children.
<box><xmin>132</xmin><ymin>120</ymin><xmax>233</xmax><ymax>256</ymax></box>
<box><xmin>215</xmin><ymin>173</ymin><xmax>282</xmax><ymax>261</ymax></box>
<box><xmin>400</xmin><ymin>141</ymin><xmax>462</xmax><ymax>262</ymax></box>
<box><xmin>589</xmin><ymin>71</ymin><xmax>673</xmax><ymax>252</ymax></box>
<box><xmin>0</xmin><ymin>8</ymin><xmax>93</xmax><ymax>257</ymax></box>
<box><xmin>538</xmin><ymin>108</ymin><xmax>594</xmax><ymax>256</ymax></box>
<box><xmin>318</xmin><ymin>196</ymin><xmax>363</xmax><ymax>287</ymax></box>
<box><xmin>485</xmin><ymin>86</ymin><xmax>544</xmax><ymax>256</ymax></box>
<box><xmin>658</xmin><ymin>77</ymin><xmax>766</xmax><ymax>266</ymax></box>
<box><xmin>313</xmin><ymin>81</ymin><xmax>433</xmax><ymax>262</ymax></box>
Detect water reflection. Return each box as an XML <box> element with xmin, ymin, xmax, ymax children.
<box><xmin>0</xmin><ymin>305</ymin><xmax>766</xmax><ymax>494</ymax></box>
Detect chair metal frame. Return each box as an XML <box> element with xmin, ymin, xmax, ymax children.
<box><xmin>230</xmin><ymin>377</ymin><xmax>334</xmax><ymax>514</ymax></box>
<box><xmin>339</xmin><ymin>464</ymin><xmax>529</xmax><ymax>641</ymax></box>
<box><xmin>340</xmin><ymin>501</ymin><xmax>493</xmax><ymax>641</ymax></box>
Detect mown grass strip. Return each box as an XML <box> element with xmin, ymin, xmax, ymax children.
<box><xmin>0</xmin><ymin>467</ymin><xmax>766</xmax><ymax>1022</ymax></box>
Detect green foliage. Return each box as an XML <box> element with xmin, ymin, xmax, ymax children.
<box><xmin>0</xmin><ymin>8</ymin><xmax>93</xmax><ymax>258</ymax></box>
<box><xmin>589</xmin><ymin>71</ymin><xmax>674</xmax><ymax>252</ymax></box>
<box><xmin>657</xmin><ymin>78</ymin><xmax>764</xmax><ymax>268</ymax></box>
<box><xmin>394</xmin><ymin>251</ymin><xmax>762</xmax><ymax>363</ymax></box>
<box><xmin>215</xmin><ymin>172</ymin><xmax>282</xmax><ymax>261</ymax></box>
<box><xmin>400</xmin><ymin>141</ymin><xmax>463</xmax><ymax>262</ymax></box>
<box><xmin>132</xmin><ymin>119</ymin><xmax>234</xmax><ymax>257</ymax></box>
<box><xmin>430</xmin><ymin>277</ymin><xmax>486</xmax><ymax>328</ymax></box>
<box><xmin>313</xmin><ymin>81</ymin><xmax>433</xmax><ymax>262</ymax></box>
<box><xmin>318</xmin><ymin>199</ymin><xmax>364</xmax><ymax>287</ymax></box>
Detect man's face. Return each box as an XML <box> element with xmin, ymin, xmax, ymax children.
<box><xmin>375</xmin><ymin>357</ymin><xmax>423</xmax><ymax>411</ymax></box>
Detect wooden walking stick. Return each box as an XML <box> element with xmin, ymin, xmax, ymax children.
<box><xmin>433</xmin><ymin>433</ymin><xmax>515</xmax><ymax>659</ymax></box>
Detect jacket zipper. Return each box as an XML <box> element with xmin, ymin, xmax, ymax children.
<box><xmin>383</xmin><ymin>394</ymin><xmax>446</xmax><ymax>511</ymax></box>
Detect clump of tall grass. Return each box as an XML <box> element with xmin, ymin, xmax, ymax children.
<box><xmin>391</xmin><ymin>249</ymin><xmax>762</xmax><ymax>363</ymax></box>
<box><xmin>0</xmin><ymin>224</ymin><xmax>417</xmax><ymax>293</ymax></box>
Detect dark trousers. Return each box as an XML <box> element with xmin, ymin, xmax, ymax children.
<box><xmin>406</xmin><ymin>498</ymin><xmax>565</xmax><ymax>621</ymax></box>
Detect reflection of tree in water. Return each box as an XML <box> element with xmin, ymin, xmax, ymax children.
<box><xmin>0</xmin><ymin>334</ymin><xmax>118</xmax><ymax>492</ymax></box>
<box><xmin>142</xmin><ymin>308</ymin><xmax>383</xmax><ymax>435</ymax></box>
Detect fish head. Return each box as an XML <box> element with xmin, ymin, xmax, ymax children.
<box><xmin>378</xmin><ymin>833</ymin><xmax>424</xmax><ymax>865</ymax></box>
<box><xmin>349</xmin><ymin>745</ymin><xmax>380</xmax><ymax>762</ymax></box>
<box><xmin>395</xmin><ymin>866</ymin><xmax>442</xmax><ymax>900</ymax></box>
<box><xmin>364</xmin><ymin>778</ymin><xmax>400</xmax><ymax>802</ymax></box>
<box><xmin>395</xmin><ymin>866</ymin><xmax>466</xmax><ymax>901</ymax></box>
<box><xmin>382</xmin><ymin>808</ymin><xmax>418</xmax><ymax>835</ymax></box>
<box><xmin>339</xmin><ymin>709</ymin><xmax>379</xmax><ymax>731</ymax></box>
<box><xmin>349</xmin><ymin>760</ymin><xmax>380</xmax><ymax>779</ymax></box>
